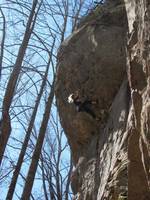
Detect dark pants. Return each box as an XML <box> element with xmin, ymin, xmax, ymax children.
<box><xmin>75</xmin><ymin>101</ymin><xmax>96</xmax><ymax>118</ymax></box>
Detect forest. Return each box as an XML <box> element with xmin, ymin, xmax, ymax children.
<box><xmin>1</xmin><ymin>0</ymin><xmax>150</xmax><ymax>200</ymax></box>
<box><xmin>0</xmin><ymin>0</ymin><xmax>95</xmax><ymax>199</ymax></box>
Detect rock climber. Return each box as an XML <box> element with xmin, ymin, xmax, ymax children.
<box><xmin>67</xmin><ymin>91</ymin><xmax>98</xmax><ymax>119</ymax></box>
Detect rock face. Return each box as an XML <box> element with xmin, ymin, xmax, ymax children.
<box><xmin>55</xmin><ymin>0</ymin><xmax>150</xmax><ymax>199</ymax></box>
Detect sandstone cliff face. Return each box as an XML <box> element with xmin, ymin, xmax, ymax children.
<box><xmin>55</xmin><ymin>0</ymin><xmax>150</xmax><ymax>199</ymax></box>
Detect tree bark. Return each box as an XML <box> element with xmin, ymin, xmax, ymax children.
<box><xmin>6</xmin><ymin>39</ymin><xmax>54</xmax><ymax>199</ymax></box>
<box><xmin>21</xmin><ymin>80</ymin><xmax>55</xmax><ymax>200</ymax></box>
<box><xmin>0</xmin><ymin>7</ymin><xmax>6</xmax><ymax>79</ymax></box>
<box><xmin>0</xmin><ymin>0</ymin><xmax>39</xmax><ymax>165</ymax></box>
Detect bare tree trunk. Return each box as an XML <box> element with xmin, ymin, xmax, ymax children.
<box><xmin>55</xmin><ymin>133</ymin><xmax>63</xmax><ymax>200</ymax></box>
<box><xmin>64</xmin><ymin>156</ymin><xmax>73</xmax><ymax>200</ymax></box>
<box><xmin>41</xmin><ymin>155</ymin><xmax>49</xmax><ymax>200</ymax></box>
<box><xmin>48</xmin><ymin>167</ymin><xmax>57</xmax><ymax>200</ymax></box>
<box><xmin>0</xmin><ymin>7</ymin><xmax>6</xmax><ymax>79</ymax></box>
<box><xmin>6</xmin><ymin>38</ymin><xmax>54</xmax><ymax>200</ymax></box>
<box><xmin>21</xmin><ymin>80</ymin><xmax>55</xmax><ymax>200</ymax></box>
<box><xmin>60</xmin><ymin>0</ymin><xmax>68</xmax><ymax>43</ymax></box>
<box><xmin>0</xmin><ymin>0</ymin><xmax>40</xmax><ymax>165</ymax></box>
